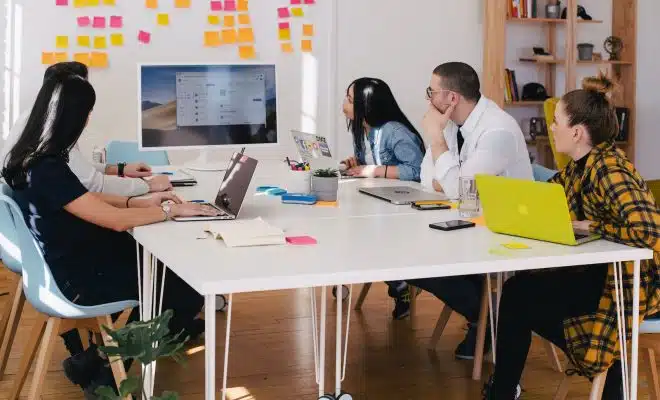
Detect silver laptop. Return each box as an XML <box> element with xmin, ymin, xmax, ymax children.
<box><xmin>173</xmin><ymin>153</ymin><xmax>258</xmax><ymax>221</ymax></box>
<box><xmin>291</xmin><ymin>130</ymin><xmax>365</xmax><ymax>179</ymax></box>
<box><xmin>359</xmin><ymin>186</ymin><xmax>448</xmax><ymax>205</ymax></box>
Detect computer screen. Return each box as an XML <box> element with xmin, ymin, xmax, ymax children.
<box><xmin>138</xmin><ymin>63</ymin><xmax>278</xmax><ymax>150</ymax></box>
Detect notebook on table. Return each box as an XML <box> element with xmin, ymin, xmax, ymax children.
<box><xmin>205</xmin><ymin>217</ymin><xmax>285</xmax><ymax>247</ymax></box>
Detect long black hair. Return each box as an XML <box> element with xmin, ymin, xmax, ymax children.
<box><xmin>2</xmin><ymin>72</ymin><xmax>96</xmax><ymax>188</ymax></box>
<box><xmin>346</xmin><ymin>77</ymin><xmax>424</xmax><ymax>157</ymax></box>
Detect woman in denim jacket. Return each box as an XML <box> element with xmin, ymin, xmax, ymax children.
<box><xmin>341</xmin><ymin>78</ymin><xmax>425</xmax><ymax>182</ymax></box>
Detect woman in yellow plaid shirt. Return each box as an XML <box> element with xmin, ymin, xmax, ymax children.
<box><xmin>484</xmin><ymin>74</ymin><xmax>660</xmax><ymax>399</ymax></box>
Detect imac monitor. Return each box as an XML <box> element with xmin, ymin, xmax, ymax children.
<box><xmin>138</xmin><ymin>63</ymin><xmax>278</xmax><ymax>170</ymax></box>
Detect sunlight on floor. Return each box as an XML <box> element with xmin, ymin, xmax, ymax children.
<box><xmin>226</xmin><ymin>386</ymin><xmax>255</xmax><ymax>400</ymax></box>
<box><xmin>185</xmin><ymin>345</ymin><xmax>205</xmax><ymax>356</ymax></box>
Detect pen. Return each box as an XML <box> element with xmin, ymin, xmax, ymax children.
<box><xmin>157</xmin><ymin>172</ymin><xmax>174</xmax><ymax>175</ymax></box>
<box><xmin>190</xmin><ymin>200</ymin><xmax>205</xmax><ymax>203</ymax></box>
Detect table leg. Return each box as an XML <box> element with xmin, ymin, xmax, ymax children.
<box><xmin>631</xmin><ymin>259</ymin><xmax>641</xmax><ymax>400</ymax></box>
<box><xmin>221</xmin><ymin>293</ymin><xmax>233</xmax><ymax>400</ymax></box>
<box><xmin>335</xmin><ymin>285</ymin><xmax>342</xmax><ymax>397</ymax></box>
<box><xmin>319</xmin><ymin>286</ymin><xmax>327</xmax><ymax>398</ymax></box>
<box><xmin>139</xmin><ymin>246</ymin><xmax>156</xmax><ymax>400</ymax></box>
<box><xmin>205</xmin><ymin>294</ymin><xmax>216</xmax><ymax>400</ymax></box>
<box><xmin>613</xmin><ymin>261</ymin><xmax>630</xmax><ymax>400</ymax></box>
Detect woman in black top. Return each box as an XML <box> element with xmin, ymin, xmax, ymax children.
<box><xmin>2</xmin><ymin>71</ymin><xmax>219</xmax><ymax>396</ymax></box>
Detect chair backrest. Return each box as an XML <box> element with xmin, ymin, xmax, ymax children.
<box><xmin>0</xmin><ymin>193</ymin><xmax>85</xmax><ymax>318</ymax></box>
<box><xmin>0</xmin><ymin>183</ymin><xmax>22</xmax><ymax>274</ymax></box>
<box><xmin>543</xmin><ymin>98</ymin><xmax>572</xmax><ymax>171</ymax></box>
<box><xmin>532</xmin><ymin>163</ymin><xmax>558</xmax><ymax>182</ymax></box>
<box><xmin>105</xmin><ymin>140</ymin><xmax>170</xmax><ymax>166</ymax></box>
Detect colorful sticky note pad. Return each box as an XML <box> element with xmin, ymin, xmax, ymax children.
<box><xmin>110</xmin><ymin>33</ymin><xmax>123</xmax><ymax>46</ymax></box>
<box><xmin>291</xmin><ymin>7</ymin><xmax>304</xmax><ymax>16</ymax></box>
<box><xmin>290</xmin><ymin>0</ymin><xmax>301</xmax><ymax>4</ymax></box>
<box><xmin>301</xmin><ymin>39</ymin><xmax>312</xmax><ymax>52</ymax></box>
<box><xmin>502</xmin><ymin>242</ymin><xmax>531</xmax><ymax>250</ymax></box>
<box><xmin>157</xmin><ymin>13</ymin><xmax>169</xmax><ymax>25</ymax></box>
<box><xmin>56</xmin><ymin>36</ymin><xmax>69</xmax><ymax>49</ymax></box>
<box><xmin>221</xmin><ymin>29</ymin><xmax>237</xmax><ymax>44</ymax></box>
<box><xmin>277</xmin><ymin>7</ymin><xmax>290</xmax><ymax>18</ymax></box>
<box><xmin>109</xmin><ymin>16</ymin><xmax>122</xmax><ymax>28</ymax></box>
<box><xmin>237</xmin><ymin>27</ymin><xmax>254</xmax><ymax>43</ymax></box>
<box><xmin>278</xmin><ymin>28</ymin><xmax>290</xmax><ymax>41</ymax></box>
<box><xmin>278</xmin><ymin>22</ymin><xmax>290</xmax><ymax>29</ymax></box>
<box><xmin>77</xmin><ymin>35</ymin><xmax>91</xmax><ymax>47</ymax></box>
<box><xmin>208</xmin><ymin>15</ymin><xmax>220</xmax><ymax>25</ymax></box>
<box><xmin>138</xmin><ymin>30</ymin><xmax>151</xmax><ymax>43</ymax></box>
<box><xmin>74</xmin><ymin>53</ymin><xmax>90</xmax><ymax>65</ymax></box>
<box><xmin>286</xmin><ymin>236</ymin><xmax>317</xmax><ymax>245</ymax></box>
<box><xmin>210</xmin><ymin>0</ymin><xmax>222</xmax><ymax>10</ymax></box>
<box><xmin>238</xmin><ymin>14</ymin><xmax>251</xmax><ymax>25</ymax></box>
<box><xmin>302</xmin><ymin>24</ymin><xmax>314</xmax><ymax>36</ymax></box>
<box><xmin>145</xmin><ymin>0</ymin><xmax>158</xmax><ymax>8</ymax></box>
<box><xmin>238</xmin><ymin>45</ymin><xmax>255</xmax><ymax>59</ymax></box>
<box><xmin>54</xmin><ymin>52</ymin><xmax>68</xmax><ymax>62</ymax></box>
<box><xmin>223</xmin><ymin>15</ymin><xmax>235</xmax><ymax>27</ymax></box>
<box><xmin>174</xmin><ymin>0</ymin><xmax>190</xmax><ymax>7</ymax></box>
<box><xmin>42</xmin><ymin>52</ymin><xmax>55</xmax><ymax>65</ymax></box>
<box><xmin>90</xmin><ymin>52</ymin><xmax>108</xmax><ymax>68</ymax></box>
<box><xmin>224</xmin><ymin>0</ymin><xmax>236</xmax><ymax>11</ymax></box>
<box><xmin>77</xmin><ymin>16</ymin><xmax>91</xmax><ymax>27</ymax></box>
<box><xmin>281</xmin><ymin>42</ymin><xmax>293</xmax><ymax>53</ymax></box>
<box><xmin>237</xmin><ymin>0</ymin><xmax>248</xmax><ymax>11</ymax></box>
<box><xmin>92</xmin><ymin>16</ymin><xmax>106</xmax><ymax>28</ymax></box>
<box><xmin>93</xmin><ymin>36</ymin><xmax>107</xmax><ymax>49</ymax></box>
<box><xmin>56</xmin><ymin>0</ymin><xmax>69</xmax><ymax>6</ymax></box>
<box><xmin>204</xmin><ymin>31</ymin><xmax>221</xmax><ymax>47</ymax></box>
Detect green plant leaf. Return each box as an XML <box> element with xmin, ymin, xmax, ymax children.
<box><xmin>94</xmin><ymin>385</ymin><xmax>121</xmax><ymax>400</ymax></box>
<box><xmin>313</xmin><ymin>168</ymin><xmax>339</xmax><ymax>177</ymax></box>
<box><xmin>152</xmin><ymin>390</ymin><xmax>180</xmax><ymax>400</ymax></box>
<box><xmin>119</xmin><ymin>376</ymin><xmax>141</xmax><ymax>396</ymax></box>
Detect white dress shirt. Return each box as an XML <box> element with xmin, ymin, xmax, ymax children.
<box><xmin>420</xmin><ymin>95</ymin><xmax>533</xmax><ymax>199</ymax></box>
<box><xmin>0</xmin><ymin>112</ymin><xmax>149</xmax><ymax>196</ymax></box>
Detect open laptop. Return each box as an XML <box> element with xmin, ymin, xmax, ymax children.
<box><xmin>173</xmin><ymin>152</ymin><xmax>258</xmax><ymax>222</ymax></box>
<box><xmin>475</xmin><ymin>174</ymin><xmax>600</xmax><ymax>246</ymax></box>
<box><xmin>358</xmin><ymin>186</ymin><xmax>448</xmax><ymax>205</ymax></box>
<box><xmin>291</xmin><ymin>130</ymin><xmax>362</xmax><ymax>179</ymax></box>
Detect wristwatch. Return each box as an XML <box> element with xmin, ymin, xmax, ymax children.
<box><xmin>117</xmin><ymin>162</ymin><xmax>126</xmax><ymax>177</ymax></box>
<box><xmin>161</xmin><ymin>204</ymin><xmax>172</xmax><ymax>221</ymax></box>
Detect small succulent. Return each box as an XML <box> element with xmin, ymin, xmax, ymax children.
<box><xmin>313</xmin><ymin>168</ymin><xmax>339</xmax><ymax>178</ymax></box>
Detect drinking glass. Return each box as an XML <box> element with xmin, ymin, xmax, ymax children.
<box><xmin>458</xmin><ymin>176</ymin><xmax>480</xmax><ymax>218</ymax></box>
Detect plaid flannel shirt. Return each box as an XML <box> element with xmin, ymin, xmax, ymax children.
<box><xmin>550</xmin><ymin>142</ymin><xmax>660</xmax><ymax>377</ymax></box>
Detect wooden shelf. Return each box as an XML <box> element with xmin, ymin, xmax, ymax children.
<box><xmin>576</xmin><ymin>60</ymin><xmax>633</xmax><ymax>65</ymax></box>
<box><xmin>505</xmin><ymin>101</ymin><xmax>545</xmax><ymax>107</ymax></box>
<box><xmin>507</xmin><ymin>17</ymin><xmax>603</xmax><ymax>24</ymax></box>
<box><xmin>519</xmin><ymin>58</ymin><xmax>565</xmax><ymax>64</ymax></box>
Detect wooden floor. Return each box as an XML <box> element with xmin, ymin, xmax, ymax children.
<box><xmin>0</xmin><ymin>270</ymin><xmax>656</xmax><ymax>399</ymax></box>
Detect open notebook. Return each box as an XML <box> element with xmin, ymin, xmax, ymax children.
<box><xmin>204</xmin><ymin>217</ymin><xmax>286</xmax><ymax>247</ymax></box>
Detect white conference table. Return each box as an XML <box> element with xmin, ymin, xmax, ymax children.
<box><xmin>133</xmin><ymin>161</ymin><xmax>652</xmax><ymax>400</ymax></box>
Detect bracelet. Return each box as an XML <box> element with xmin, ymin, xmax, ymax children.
<box><xmin>126</xmin><ymin>195</ymin><xmax>136</xmax><ymax>208</ymax></box>
<box><xmin>384</xmin><ymin>165</ymin><xmax>388</xmax><ymax>179</ymax></box>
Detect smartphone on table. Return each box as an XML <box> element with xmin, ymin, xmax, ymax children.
<box><xmin>429</xmin><ymin>220</ymin><xmax>476</xmax><ymax>231</ymax></box>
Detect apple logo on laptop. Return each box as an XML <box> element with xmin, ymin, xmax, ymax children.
<box><xmin>518</xmin><ymin>204</ymin><xmax>529</xmax><ymax>216</ymax></box>
<box><xmin>394</xmin><ymin>189</ymin><xmax>411</xmax><ymax>194</ymax></box>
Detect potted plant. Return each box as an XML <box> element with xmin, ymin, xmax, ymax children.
<box><xmin>95</xmin><ymin>309</ymin><xmax>188</xmax><ymax>400</ymax></box>
<box><xmin>311</xmin><ymin>168</ymin><xmax>339</xmax><ymax>201</ymax></box>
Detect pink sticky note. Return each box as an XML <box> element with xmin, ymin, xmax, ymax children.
<box><xmin>278</xmin><ymin>22</ymin><xmax>290</xmax><ymax>29</ymax></box>
<box><xmin>93</xmin><ymin>16</ymin><xmax>106</xmax><ymax>28</ymax></box>
<box><xmin>138</xmin><ymin>30</ymin><xmax>151</xmax><ymax>44</ymax></box>
<box><xmin>278</xmin><ymin>7</ymin><xmax>290</xmax><ymax>18</ymax></box>
<box><xmin>109</xmin><ymin>16</ymin><xmax>123</xmax><ymax>28</ymax></box>
<box><xmin>224</xmin><ymin>0</ymin><xmax>236</xmax><ymax>11</ymax></box>
<box><xmin>77</xmin><ymin>16</ymin><xmax>91</xmax><ymax>27</ymax></box>
<box><xmin>304</xmin><ymin>0</ymin><xmax>315</xmax><ymax>4</ymax></box>
<box><xmin>210</xmin><ymin>0</ymin><xmax>222</xmax><ymax>10</ymax></box>
<box><xmin>56</xmin><ymin>0</ymin><xmax>68</xmax><ymax>5</ymax></box>
<box><xmin>286</xmin><ymin>236</ymin><xmax>317</xmax><ymax>245</ymax></box>
<box><xmin>290</xmin><ymin>0</ymin><xmax>301</xmax><ymax>4</ymax></box>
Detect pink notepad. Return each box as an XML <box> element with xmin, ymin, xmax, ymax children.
<box><xmin>286</xmin><ymin>236</ymin><xmax>317</xmax><ymax>245</ymax></box>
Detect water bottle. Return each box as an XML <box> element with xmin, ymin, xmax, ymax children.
<box><xmin>92</xmin><ymin>146</ymin><xmax>105</xmax><ymax>164</ymax></box>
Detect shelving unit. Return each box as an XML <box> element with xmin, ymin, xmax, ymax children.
<box><xmin>483</xmin><ymin>0</ymin><xmax>638</xmax><ymax>168</ymax></box>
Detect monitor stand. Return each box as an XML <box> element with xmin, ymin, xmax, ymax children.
<box><xmin>184</xmin><ymin>149</ymin><xmax>227</xmax><ymax>172</ymax></box>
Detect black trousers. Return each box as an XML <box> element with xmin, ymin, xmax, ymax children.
<box><xmin>407</xmin><ymin>275</ymin><xmax>484</xmax><ymax>323</ymax></box>
<box><xmin>491</xmin><ymin>264</ymin><xmax>623</xmax><ymax>399</ymax></box>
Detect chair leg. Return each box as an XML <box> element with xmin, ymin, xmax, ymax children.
<box><xmin>543</xmin><ymin>339</ymin><xmax>564</xmax><ymax>373</ymax></box>
<box><xmin>26</xmin><ymin>317</ymin><xmax>61</xmax><ymax>400</ymax></box>
<box><xmin>0</xmin><ymin>275</ymin><xmax>19</xmax><ymax>341</ymax></box>
<box><xmin>643</xmin><ymin>347</ymin><xmax>660</xmax><ymax>399</ymax></box>
<box><xmin>553</xmin><ymin>373</ymin><xmax>571</xmax><ymax>400</ymax></box>
<box><xmin>97</xmin><ymin>315</ymin><xmax>129</xmax><ymax>396</ymax></box>
<box><xmin>428</xmin><ymin>305</ymin><xmax>453</xmax><ymax>350</ymax></box>
<box><xmin>589</xmin><ymin>372</ymin><xmax>607</xmax><ymax>400</ymax></box>
<box><xmin>9</xmin><ymin>313</ymin><xmax>47</xmax><ymax>400</ymax></box>
<box><xmin>472</xmin><ymin>283</ymin><xmax>490</xmax><ymax>381</ymax></box>
<box><xmin>0</xmin><ymin>277</ymin><xmax>25</xmax><ymax>377</ymax></box>
<box><xmin>354</xmin><ymin>283</ymin><xmax>372</xmax><ymax>310</ymax></box>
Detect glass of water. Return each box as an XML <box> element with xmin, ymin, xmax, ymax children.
<box><xmin>458</xmin><ymin>176</ymin><xmax>480</xmax><ymax>218</ymax></box>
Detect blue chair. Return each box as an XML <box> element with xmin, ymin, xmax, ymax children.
<box><xmin>0</xmin><ymin>192</ymin><xmax>138</xmax><ymax>399</ymax></box>
<box><xmin>105</xmin><ymin>140</ymin><xmax>170</xmax><ymax>166</ymax></box>
<box><xmin>532</xmin><ymin>163</ymin><xmax>558</xmax><ymax>182</ymax></box>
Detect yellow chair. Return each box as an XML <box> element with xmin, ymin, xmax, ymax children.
<box><xmin>543</xmin><ymin>98</ymin><xmax>572</xmax><ymax>170</ymax></box>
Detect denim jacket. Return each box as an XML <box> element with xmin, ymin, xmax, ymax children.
<box><xmin>355</xmin><ymin>121</ymin><xmax>424</xmax><ymax>182</ymax></box>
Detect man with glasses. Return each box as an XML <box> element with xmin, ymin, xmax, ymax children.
<box><xmin>409</xmin><ymin>62</ymin><xmax>532</xmax><ymax>361</ymax></box>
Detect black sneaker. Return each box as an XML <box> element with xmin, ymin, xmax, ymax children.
<box><xmin>62</xmin><ymin>344</ymin><xmax>104</xmax><ymax>389</ymax></box>
<box><xmin>455</xmin><ymin>322</ymin><xmax>492</xmax><ymax>360</ymax></box>
<box><xmin>391</xmin><ymin>285</ymin><xmax>412</xmax><ymax>320</ymax></box>
<box><xmin>482</xmin><ymin>375</ymin><xmax>522</xmax><ymax>399</ymax></box>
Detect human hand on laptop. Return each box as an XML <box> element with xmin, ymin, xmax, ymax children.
<box><xmin>171</xmin><ymin>203</ymin><xmax>222</xmax><ymax>218</ymax></box>
<box><xmin>345</xmin><ymin>165</ymin><xmax>377</xmax><ymax>178</ymax></box>
<box><xmin>128</xmin><ymin>191</ymin><xmax>182</xmax><ymax>208</ymax></box>
<box><xmin>124</xmin><ymin>162</ymin><xmax>153</xmax><ymax>178</ymax></box>
<box><xmin>340</xmin><ymin>156</ymin><xmax>359</xmax><ymax>169</ymax></box>
<box><xmin>572</xmin><ymin>220</ymin><xmax>593</xmax><ymax>232</ymax></box>
<box><xmin>145</xmin><ymin>175</ymin><xmax>173</xmax><ymax>192</ymax></box>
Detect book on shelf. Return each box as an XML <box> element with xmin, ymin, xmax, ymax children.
<box><xmin>508</xmin><ymin>0</ymin><xmax>538</xmax><ymax>19</ymax></box>
<box><xmin>504</xmin><ymin>69</ymin><xmax>520</xmax><ymax>102</ymax></box>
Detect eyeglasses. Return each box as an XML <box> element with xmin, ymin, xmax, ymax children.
<box><xmin>426</xmin><ymin>87</ymin><xmax>451</xmax><ymax>99</ymax></box>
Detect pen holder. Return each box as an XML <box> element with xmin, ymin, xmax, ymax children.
<box><xmin>287</xmin><ymin>169</ymin><xmax>311</xmax><ymax>194</ymax></box>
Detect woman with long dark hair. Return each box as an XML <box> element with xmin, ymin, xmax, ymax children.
<box><xmin>2</xmin><ymin>72</ymin><xmax>219</xmax><ymax>396</ymax></box>
<box><xmin>341</xmin><ymin>77</ymin><xmax>425</xmax><ymax>182</ymax></box>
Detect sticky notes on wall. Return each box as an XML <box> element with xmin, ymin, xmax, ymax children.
<box><xmin>157</xmin><ymin>13</ymin><xmax>170</xmax><ymax>26</ymax></box>
<box><xmin>54</xmin><ymin>52</ymin><xmax>68</xmax><ymax>62</ymax></box>
<box><xmin>109</xmin><ymin>16</ymin><xmax>123</xmax><ymax>28</ymax></box>
<box><xmin>237</xmin><ymin>27</ymin><xmax>254</xmax><ymax>43</ymax></box>
<box><xmin>90</xmin><ymin>52</ymin><xmax>108</xmax><ymax>68</ymax></box>
<box><xmin>210</xmin><ymin>1</ymin><xmax>222</xmax><ymax>11</ymax></box>
<box><xmin>74</xmin><ymin>53</ymin><xmax>91</xmax><ymax>65</ymax></box>
<box><xmin>56</xmin><ymin>0</ymin><xmax>69</xmax><ymax>6</ymax></box>
<box><xmin>223</xmin><ymin>15</ymin><xmax>235</xmax><ymax>27</ymax></box>
<box><xmin>221</xmin><ymin>29</ymin><xmax>237</xmax><ymax>44</ymax></box>
<box><xmin>237</xmin><ymin>0</ymin><xmax>248</xmax><ymax>11</ymax></box>
<box><xmin>204</xmin><ymin>31</ymin><xmax>221</xmax><ymax>47</ymax></box>
<box><xmin>93</xmin><ymin>36</ymin><xmax>107</xmax><ymax>49</ymax></box>
<box><xmin>290</xmin><ymin>0</ymin><xmax>301</xmax><ymax>4</ymax></box>
<box><xmin>208</xmin><ymin>15</ymin><xmax>220</xmax><ymax>25</ymax></box>
<box><xmin>302</xmin><ymin>24</ymin><xmax>314</xmax><ymax>36</ymax></box>
<box><xmin>301</xmin><ymin>39</ymin><xmax>312</xmax><ymax>52</ymax></box>
<box><xmin>281</xmin><ymin>42</ymin><xmax>293</xmax><ymax>53</ymax></box>
<box><xmin>175</xmin><ymin>0</ymin><xmax>191</xmax><ymax>7</ymax></box>
<box><xmin>110</xmin><ymin>33</ymin><xmax>123</xmax><ymax>46</ymax></box>
<box><xmin>278</xmin><ymin>22</ymin><xmax>290</xmax><ymax>30</ymax></box>
<box><xmin>304</xmin><ymin>0</ymin><xmax>315</xmax><ymax>4</ymax></box>
<box><xmin>103</xmin><ymin>0</ymin><xmax>116</xmax><ymax>4</ymax></box>
<box><xmin>278</xmin><ymin>28</ymin><xmax>291</xmax><ymax>41</ymax></box>
<box><xmin>238</xmin><ymin>45</ymin><xmax>255</xmax><ymax>59</ymax></box>
<box><xmin>145</xmin><ymin>0</ymin><xmax>158</xmax><ymax>9</ymax></box>
<box><xmin>238</xmin><ymin>13</ymin><xmax>251</xmax><ymax>25</ymax></box>
<box><xmin>77</xmin><ymin>16</ymin><xmax>91</xmax><ymax>27</ymax></box>
<box><xmin>138</xmin><ymin>30</ymin><xmax>151</xmax><ymax>44</ymax></box>
<box><xmin>224</xmin><ymin>0</ymin><xmax>237</xmax><ymax>11</ymax></box>
<box><xmin>291</xmin><ymin>7</ymin><xmax>304</xmax><ymax>17</ymax></box>
<box><xmin>56</xmin><ymin>36</ymin><xmax>69</xmax><ymax>49</ymax></box>
<box><xmin>277</xmin><ymin>7</ymin><xmax>290</xmax><ymax>18</ymax></box>
<box><xmin>42</xmin><ymin>52</ymin><xmax>55</xmax><ymax>65</ymax></box>
<box><xmin>77</xmin><ymin>35</ymin><xmax>91</xmax><ymax>47</ymax></box>
<box><xmin>92</xmin><ymin>16</ymin><xmax>106</xmax><ymax>28</ymax></box>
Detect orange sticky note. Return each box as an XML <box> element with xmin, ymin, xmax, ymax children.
<box><xmin>302</xmin><ymin>24</ymin><xmax>314</xmax><ymax>36</ymax></box>
<box><xmin>56</xmin><ymin>36</ymin><xmax>69</xmax><ymax>49</ymax></box>
<box><xmin>208</xmin><ymin>15</ymin><xmax>220</xmax><ymax>25</ymax></box>
<box><xmin>281</xmin><ymin>42</ymin><xmax>293</xmax><ymax>53</ymax></box>
<box><xmin>237</xmin><ymin>0</ymin><xmax>248</xmax><ymax>11</ymax></box>
<box><xmin>469</xmin><ymin>215</ymin><xmax>486</xmax><ymax>226</ymax></box>
<box><xmin>238</xmin><ymin>45</ymin><xmax>255</xmax><ymax>59</ymax></box>
<box><xmin>90</xmin><ymin>51</ymin><xmax>108</xmax><ymax>68</ymax></box>
<box><xmin>54</xmin><ymin>52</ymin><xmax>68</xmax><ymax>62</ymax></box>
<box><xmin>204</xmin><ymin>31</ymin><xmax>221</xmax><ymax>47</ymax></box>
<box><xmin>278</xmin><ymin>28</ymin><xmax>291</xmax><ymax>41</ymax></box>
<box><xmin>174</xmin><ymin>0</ymin><xmax>190</xmax><ymax>7</ymax></box>
<box><xmin>157</xmin><ymin>13</ymin><xmax>169</xmax><ymax>26</ymax></box>
<box><xmin>77</xmin><ymin>36</ymin><xmax>91</xmax><ymax>47</ymax></box>
<box><xmin>93</xmin><ymin>36</ymin><xmax>107</xmax><ymax>49</ymax></box>
<box><xmin>110</xmin><ymin>33</ymin><xmax>123</xmax><ymax>46</ymax></box>
<box><xmin>42</xmin><ymin>52</ymin><xmax>55</xmax><ymax>65</ymax></box>
<box><xmin>238</xmin><ymin>13</ymin><xmax>251</xmax><ymax>25</ymax></box>
<box><xmin>145</xmin><ymin>0</ymin><xmax>158</xmax><ymax>8</ymax></box>
<box><xmin>301</xmin><ymin>39</ymin><xmax>312</xmax><ymax>52</ymax></box>
<box><xmin>291</xmin><ymin>7</ymin><xmax>304</xmax><ymax>16</ymax></box>
<box><xmin>221</xmin><ymin>29</ymin><xmax>237</xmax><ymax>44</ymax></box>
<box><xmin>237</xmin><ymin>27</ymin><xmax>254</xmax><ymax>43</ymax></box>
<box><xmin>315</xmin><ymin>201</ymin><xmax>338</xmax><ymax>207</ymax></box>
<box><xmin>74</xmin><ymin>52</ymin><xmax>91</xmax><ymax>65</ymax></box>
<box><xmin>223</xmin><ymin>15</ymin><xmax>235</xmax><ymax>27</ymax></box>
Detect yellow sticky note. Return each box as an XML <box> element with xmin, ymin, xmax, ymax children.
<box><xmin>302</xmin><ymin>24</ymin><xmax>314</xmax><ymax>36</ymax></box>
<box><xmin>87</xmin><ymin>0</ymin><xmax>99</xmax><ymax>5</ymax></box>
<box><xmin>502</xmin><ymin>242</ymin><xmax>531</xmax><ymax>250</ymax></box>
<box><xmin>291</xmin><ymin>7</ymin><xmax>304</xmax><ymax>17</ymax></box>
<box><xmin>73</xmin><ymin>0</ymin><xmax>86</xmax><ymax>7</ymax></box>
<box><xmin>74</xmin><ymin>52</ymin><xmax>91</xmax><ymax>65</ymax></box>
<box><xmin>281</xmin><ymin>42</ymin><xmax>293</xmax><ymax>53</ymax></box>
<box><xmin>157</xmin><ymin>13</ymin><xmax>169</xmax><ymax>26</ymax></box>
<box><xmin>237</xmin><ymin>0</ymin><xmax>248</xmax><ymax>11</ymax></box>
<box><xmin>145</xmin><ymin>0</ymin><xmax>158</xmax><ymax>8</ymax></box>
<box><xmin>93</xmin><ymin>36</ymin><xmax>107</xmax><ymax>49</ymax></box>
<box><xmin>90</xmin><ymin>52</ymin><xmax>108</xmax><ymax>68</ymax></box>
<box><xmin>223</xmin><ymin>15</ymin><xmax>235</xmax><ymax>27</ymax></box>
<box><xmin>56</xmin><ymin>36</ymin><xmax>69</xmax><ymax>49</ymax></box>
<box><xmin>204</xmin><ymin>31</ymin><xmax>221</xmax><ymax>47</ymax></box>
<box><xmin>77</xmin><ymin>36</ymin><xmax>91</xmax><ymax>47</ymax></box>
<box><xmin>54</xmin><ymin>52</ymin><xmax>68</xmax><ymax>62</ymax></box>
<box><xmin>110</xmin><ymin>33</ymin><xmax>123</xmax><ymax>46</ymax></box>
<box><xmin>208</xmin><ymin>15</ymin><xmax>220</xmax><ymax>25</ymax></box>
<box><xmin>316</xmin><ymin>201</ymin><xmax>338</xmax><ymax>207</ymax></box>
<box><xmin>103</xmin><ymin>0</ymin><xmax>116</xmax><ymax>5</ymax></box>
<box><xmin>238</xmin><ymin>13</ymin><xmax>251</xmax><ymax>25</ymax></box>
<box><xmin>221</xmin><ymin>29</ymin><xmax>237</xmax><ymax>44</ymax></box>
<box><xmin>301</xmin><ymin>39</ymin><xmax>312</xmax><ymax>52</ymax></box>
<box><xmin>238</xmin><ymin>45</ymin><xmax>256</xmax><ymax>59</ymax></box>
<box><xmin>237</xmin><ymin>27</ymin><xmax>254</xmax><ymax>43</ymax></box>
<box><xmin>174</xmin><ymin>0</ymin><xmax>190</xmax><ymax>7</ymax></box>
<box><xmin>278</xmin><ymin>28</ymin><xmax>291</xmax><ymax>41</ymax></box>
<box><xmin>42</xmin><ymin>52</ymin><xmax>55</xmax><ymax>65</ymax></box>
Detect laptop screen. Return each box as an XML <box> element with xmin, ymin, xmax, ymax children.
<box><xmin>214</xmin><ymin>152</ymin><xmax>258</xmax><ymax>216</ymax></box>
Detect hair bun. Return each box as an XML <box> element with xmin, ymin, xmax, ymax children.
<box><xmin>581</xmin><ymin>72</ymin><xmax>615</xmax><ymax>96</ymax></box>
